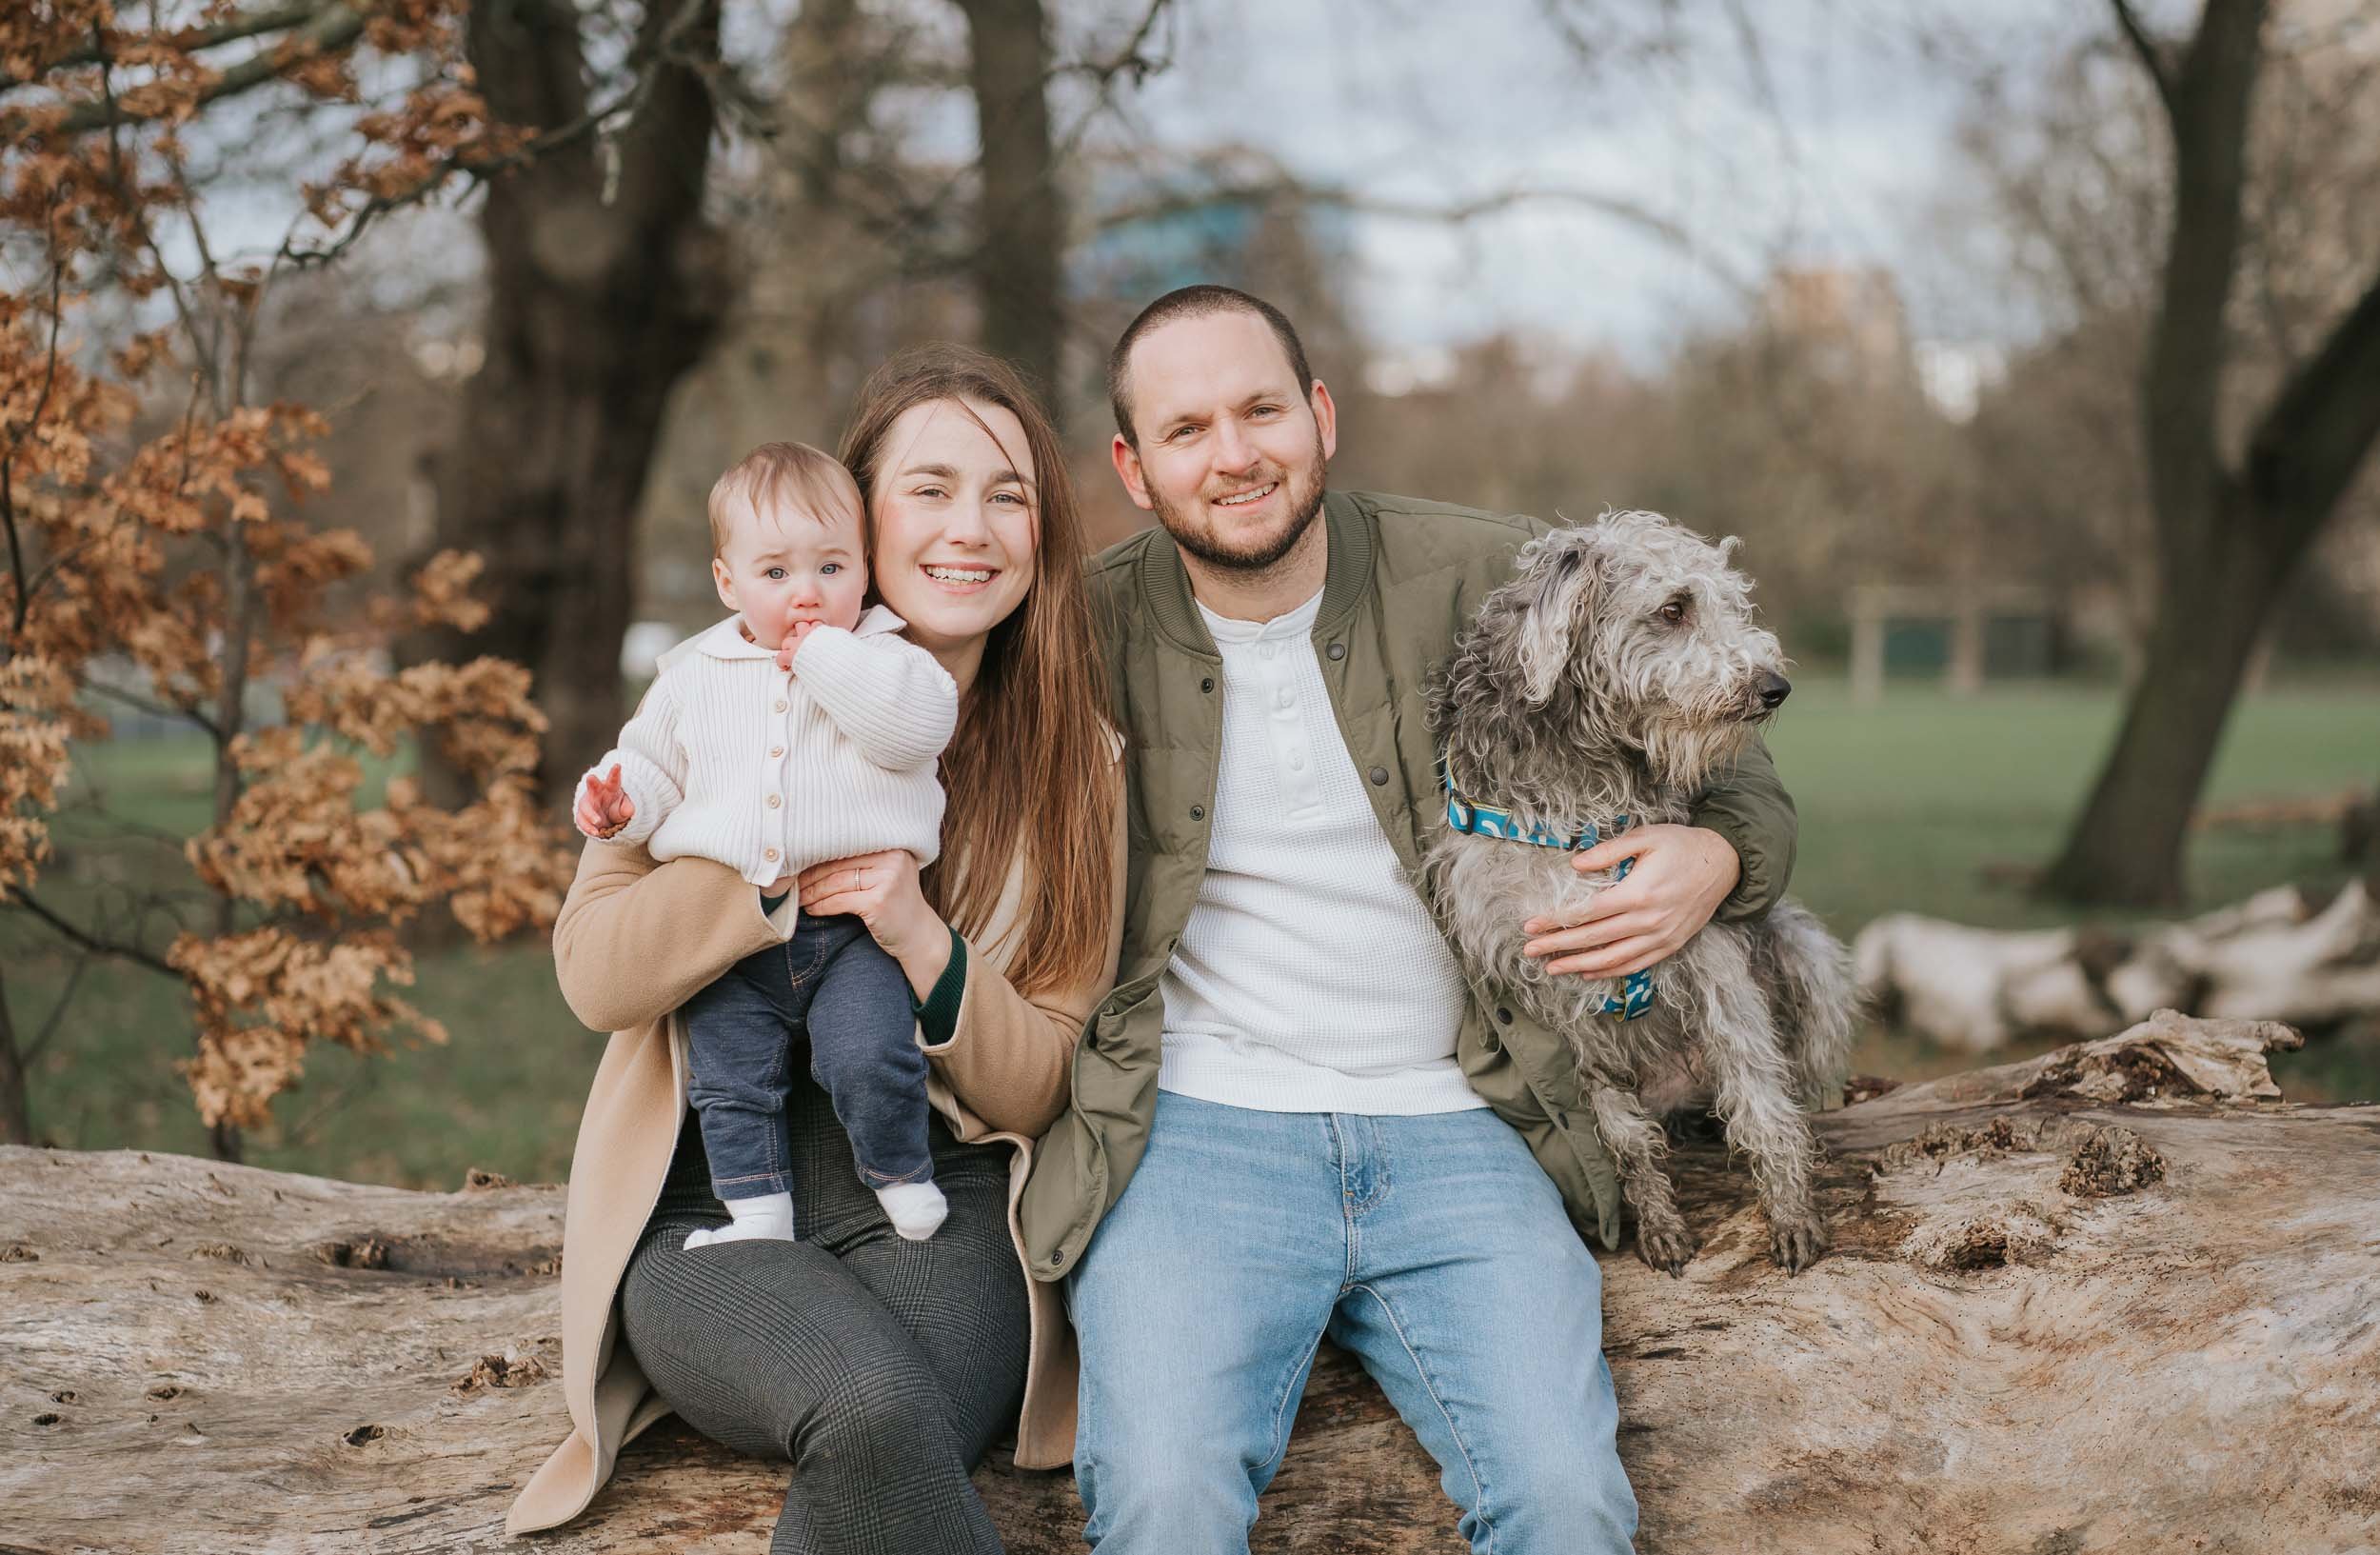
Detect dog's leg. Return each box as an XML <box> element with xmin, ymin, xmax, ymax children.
<box><xmin>1588</xmin><ymin>1082</ymin><xmax>1698</xmax><ymax>1276</ymax></box>
<box><xmin>1687</xmin><ymin>936</ymin><xmax>1830</xmax><ymax>1272</ymax></box>
<box><xmin>1755</xmin><ymin>901</ymin><xmax>1859</xmax><ymax>1112</ymax></box>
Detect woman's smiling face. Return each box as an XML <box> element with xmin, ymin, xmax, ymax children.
<box><xmin>866</xmin><ymin>397</ymin><xmax>1039</xmax><ymax>660</ymax></box>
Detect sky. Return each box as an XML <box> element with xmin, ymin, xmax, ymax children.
<box><xmin>137</xmin><ymin>0</ymin><xmax>2102</xmax><ymax>370</ymax></box>
<box><xmin>1081</xmin><ymin>0</ymin><xmax>2092</xmax><ymax>363</ymax></box>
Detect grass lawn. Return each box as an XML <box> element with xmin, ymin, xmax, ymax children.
<box><xmin>7</xmin><ymin>672</ymin><xmax>2376</xmax><ymax>1186</ymax></box>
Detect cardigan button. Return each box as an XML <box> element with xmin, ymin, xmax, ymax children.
<box><xmin>769</xmin><ymin>746</ymin><xmax>783</xmax><ymax>758</ymax></box>
<box><xmin>773</xmin><ymin>700</ymin><xmax>787</xmax><ymax>713</ymax></box>
<box><xmin>764</xmin><ymin>847</ymin><xmax>779</xmax><ymax>862</ymax></box>
<box><xmin>766</xmin><ymin>794</ymin><xmax>781</xmax><ymax>809</ymax></box>
<box><xmin>1326</xmin><ymin>642</ymin><xmax>1346</xmax><ymax>661</ymax></box>
<box><xmin>1368</xmin><ymin>766</ymin><xmax>1389</xmax><ymax>787</ymax></box>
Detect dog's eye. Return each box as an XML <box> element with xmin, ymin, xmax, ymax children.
<box><xmin>1658</xmin><ymin>596</ymin><xmax>1690</xmax><ymax>626</ymax></box>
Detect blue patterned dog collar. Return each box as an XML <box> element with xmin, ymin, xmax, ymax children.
<box><xmin>1442</xmin><ymin>762</ymin><xmax>1658</xmax><ymax>1022</ymax></box>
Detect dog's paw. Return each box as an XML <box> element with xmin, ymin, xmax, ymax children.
<box><xmin>1636</xmin><ymin>1222</ymin><xmax>1698</xmax><ymax>1277</ymax></box>
<box><xmin>1769</xmin><ymin>1215</ymin><xmax>1830</xmax><ymax>1274</ymax></box>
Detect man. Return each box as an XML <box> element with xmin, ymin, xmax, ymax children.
<box><xmin>1016</xmin><ymin>286</ymin><xmax>1798</xmax><ymax>1553</ymax></box>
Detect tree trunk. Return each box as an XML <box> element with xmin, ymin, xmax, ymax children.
<box><xmin>953</xmin><ymin>0</ymin><xmax>1064</xmax><ymax>406</ymax></box>
<box><xmin>2047</xmin><ymin>0</ymin><xmax>2380</xmax><ymax>907</ymax></box>
<box><xmin>2039</xmin><ymin>512</ymin><xmax>2281</xmax><ymax>906</ymax></box>
<box><xmin>4</xmin><ymin>1015</ymin><xmax>2372</xmax><ymax>1554</ymax></box>
<box><xmin>0</xmin><ymin>963</ymin><xmax>30</xmax><ymax>1146</ymax></box>
<box><xmin>418</xmin><ymin>0</ymin><xmax>730</xmax><ymax>800</ymax></box>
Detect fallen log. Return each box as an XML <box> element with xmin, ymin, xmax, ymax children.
<box><xmin>2</xmin><ymin>1011</ymin><xmax>2374</xmax><ymax>1555</ymax></box>
<box><xmin>1853</xmin><ymin>878</ymin><xmax>2380</xmax><ymax>1052</ymax></box>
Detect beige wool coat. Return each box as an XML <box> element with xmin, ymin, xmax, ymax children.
<box><xmin>506</xmin><ymin>770</ymin><xmax>1124</xmax><ymax>1536</ymax></box>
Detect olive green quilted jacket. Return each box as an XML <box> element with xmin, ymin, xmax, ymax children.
<box><xmin>1019</xmin><ymin>489</ymin><xmax>1798</xmax><ymax>1274</ymax></box>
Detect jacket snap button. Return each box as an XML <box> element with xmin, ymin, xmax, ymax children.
<box><xmin>1190</xmin><ymin>805</ymin><xmax>1205</xmax><ymax>821</ymax></box>
<box><xmin>1496</xmin><ymin>1007</ymin><xmax>1514</xmax><ymax>1026</ymax></box>
<box><xmin>1200</xmin><ymin>676</ymin><xmax>1215</xmax><ymax>693</ymax></box>
<box><xmin>1368</xmin><ymin>766</ymin><xmax>1389</xmax><ymax>787</ymax></box>
<box><xmin>1326</xmin><ymin>642</ymin><xmax>1346</xmax><ymax>661</ymax></box>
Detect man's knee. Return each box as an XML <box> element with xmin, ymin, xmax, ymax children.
<box><xmin>1458</xmin><ymin>1422</ymin><xmax>1638</xmax><ymax>1555</ymax></box>
<box><xmin>1077</xmin><ymin>1418</ymin><xmax>1263</xmax><ymax>1553</ymax></box>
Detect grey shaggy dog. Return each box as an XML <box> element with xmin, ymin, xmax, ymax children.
<box><xmin>1425</xmin><ymin>510</ymin><xmax>1854</xmax><ymax>1274</ymax></box>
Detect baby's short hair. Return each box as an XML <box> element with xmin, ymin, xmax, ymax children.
<box><xmin>708</xmin><ymin>441</ymin><xmax>864</xmax><ymax>554</ymax></box>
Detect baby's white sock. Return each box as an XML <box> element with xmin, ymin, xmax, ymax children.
<box><xmin>875</xmin><ymin>1180</ymin><xmax>948</xmax><ymax>1241</ymax></box>
<box><xmin>683</xmin><ymin>1190</ymin><xmax>796</xmax><ymax>1250</ymax></box>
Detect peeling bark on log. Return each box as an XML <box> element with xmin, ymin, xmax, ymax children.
<box><xmin>1854</xmin><ymin>878</ymin><xmax>2380</xmax><ymax>1052</ymax></box>
<box><xmin>3</xmin><ymin>1013</ymin><xmax>2375</xmax><ymax>1554</ymax></box>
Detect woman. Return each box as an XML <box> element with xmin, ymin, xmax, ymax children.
<box><xmin>506</xmin><ymin>346</ymin><xmax>1122</xmax><ymax>1553</ymax></box>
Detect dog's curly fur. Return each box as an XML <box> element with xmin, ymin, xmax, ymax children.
<box><xmin>1425</xmin><ymin>511</ymin><xmax>1854</xmax><ymax>1274</ymax></box>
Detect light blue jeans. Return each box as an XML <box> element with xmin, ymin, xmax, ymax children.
<box><xmin>1066</xmin><ymin>1090</ymin><xmax>1638</xmax><ymax>1554</ymax></box>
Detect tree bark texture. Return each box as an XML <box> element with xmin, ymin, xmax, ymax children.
<box><xmin>2046</xmin><ymin>0</ymin><xmax>2380</xmax><ymax>906</ymax></box>
<box><xmin>420</xmin><ymin>0</ymin><xmax>731</xmax><ymax>800</ymax></box>
<box><xmin>3</xmin><ymin>1014</ymin><xmax>2373</xmax><ymax>1554</ymax></box>
<box><xmin>952</xmin><ymin>0</ymin><xmax>1065</xmax><ymax>409</ymax></box>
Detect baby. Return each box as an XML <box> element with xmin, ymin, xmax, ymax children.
<box><xmin>573</xmin><ymin>441</ymin><xmax>959</xmax><ymax>1246</ymax></box>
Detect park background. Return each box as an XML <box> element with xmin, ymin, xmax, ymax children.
<box><xmin>4</xmin><ymin>0</ymin><xmax>2377</xmax><ymax>1190</ymax></box>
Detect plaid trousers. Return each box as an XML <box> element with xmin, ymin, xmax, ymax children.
<box><xmin>621</xmin><ymin>1080</ymin><xmax>1028</xmax><ymax>1555</ymax></box>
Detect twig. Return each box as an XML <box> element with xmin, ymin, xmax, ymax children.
<box><xmin>2111</xmin><ymin>0</ymin><xmax>2183</xmax><ymax>125</ymax></box>
<box><xmin>7</xmin><ymin>891</ymin><xmax>179</xmax><ymax>978</ymax></box>
<box><xmin>279</xmin><ymin>0</ymin><xmax>719</xmax><ymax>269</ymax></box>
<box><xmin>0</xmin><ymin>1</ymin><xmax>338</xmax><ymax>89</ymax></box>
<box><xmin>84</xmin><ymin>678</ymin><xmax>221</xmax><ymax>739</ymax></box>
<box><xmin>48</xmin><ymin>3</ymin><xmax>368</xmax><ymax>136</ymax></box>
<box><xmin>25</xmin><ymin>951</ymin><xmax>94</xmax><ymax>1065</ymax></box>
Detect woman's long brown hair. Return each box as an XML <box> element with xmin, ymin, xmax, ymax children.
<box><xmin>840</xmin><ymin>346</ymin><xmax>1115</xmax><ymax>999</ymax></box>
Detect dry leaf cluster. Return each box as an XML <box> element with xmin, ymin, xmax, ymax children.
<box><xmin>3</xmin><ymin>3</ymin><xmax>575</xmax><ymax>1134</ymax></box>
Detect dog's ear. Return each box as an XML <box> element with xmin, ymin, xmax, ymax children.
<box><xmin>1514</xmin><ymin>535</ymin><xmax>1600</xmax><ymax>705</ymax></box>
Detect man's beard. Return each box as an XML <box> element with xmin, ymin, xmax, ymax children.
<box><xmin>1151</xmin><ymin>441</ymin><xmax>1328</xmax><ymax>574</ymax></box>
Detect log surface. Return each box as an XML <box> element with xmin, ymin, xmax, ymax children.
<box><xmin>2</xmin><ymin>1012</ymin><xmax>2375</xmax><ymax>1555</ymax></box>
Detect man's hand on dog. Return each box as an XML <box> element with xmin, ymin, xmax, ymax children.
<box><xmin>1520</xmin><ymin>824</ymin><xmax>1740</xmax><ymax>978</ymax></box>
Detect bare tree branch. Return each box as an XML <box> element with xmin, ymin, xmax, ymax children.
<box><xmin>276</xmin><ymin>0</ymin><xmax>717</xmax><ymax>269</ymax></box>
<box><xmin>7</xmin><ymin>891</ymin><xmax>178</xmax><ymax>979</ymax></box>
<box><xmin>45</xmin><ymin>2</ymin><xmax>368</xmax><ymax>136</ymax></box>
<box><xmin>25</xmin><ymin>950</ymin><xmax>93</xmax><ymax>1066</ymax></box>
<box><xmin>2111</xmin><ymin>0</ymin><xmax>2184</xmax><ymax>126</ymax></box>
<box><xmin>1095</xmin><ymin>176</ymin><xmax>1749</xmax><ymax>293</ymax></box>
<box><xmin>0</xmin><ymin>1</ymin><xmax>342</xmax><ymax>90</ymax></box>
<box><xmin>2246</xmin><ymin>262</ymin><xmax>2380</xmax><ymax>543</ymax></box>
<box><xmin>83</xmin><ymin>677</ymin><xmax>222</xmax><ymax>740</ymax></box>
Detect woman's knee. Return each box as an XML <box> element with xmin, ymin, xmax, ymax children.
<box><xmin>801</xmin><ymin>1355</ymin><xmax>958</xmax><ymax>1465</ymax></box>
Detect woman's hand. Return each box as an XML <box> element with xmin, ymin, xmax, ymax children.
<box><xmin>1520</xmin><ymin>824</ymin><xmax>1740</xmax><ymax>978</ymax></box>
<box><xmin>797</xmin><ymin>848</ymin><xmax>953</xmax><ymax>996</ymax></box>
<box><xmin>574</xmin><ymin>764</ymin><xmax>634</xmax><ymax>839</ymax></box>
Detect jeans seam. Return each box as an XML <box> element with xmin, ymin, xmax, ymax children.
<box><xmin>1259</xmin><ymin>1327</ymin><xmax>1328</xmax><ymax>1481</ymax></box>
<box><xmin>1350</xmin><ymin>1281</ymin><xmax>1496</xmax><ymax>1554</ymax></box>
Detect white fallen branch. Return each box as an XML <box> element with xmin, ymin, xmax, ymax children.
<box><xmin>1854</xmin><ymin>878</ymin><xmax>2380</xmax><ymax>1052</ymax></box>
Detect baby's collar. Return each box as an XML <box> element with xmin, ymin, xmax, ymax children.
<box><xmin>665</xmin><ymin>604</ymin><xmax>909</xmax><ymax>668</ymax></box>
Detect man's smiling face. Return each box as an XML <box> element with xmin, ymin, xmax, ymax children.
<box><xmin>1111</xmin><ymin>308</ymin><xmax>1338</xmax><ymax>573</ymax></box>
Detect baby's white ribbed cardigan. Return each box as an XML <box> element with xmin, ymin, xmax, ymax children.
<box><xmin>579</xmin><ymin>606</ymin><xmax>957</xmax><ymax>887</ymax></box>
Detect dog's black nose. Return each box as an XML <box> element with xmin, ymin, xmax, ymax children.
<box><xmin>1758</xmin><ymin>672</ymin><xmax>1791</xmax><ymax>709</ymax></box>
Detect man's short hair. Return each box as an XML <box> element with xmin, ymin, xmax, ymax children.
<box><xmin>1107</xmin><ymin>285</ymin><xmax>1315</xmax><ymax>449</ymax></box>
<box><xmin>707</xmin><ymin>441</ymin><xmax>864</xmax><ymax>555</ymax></box>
